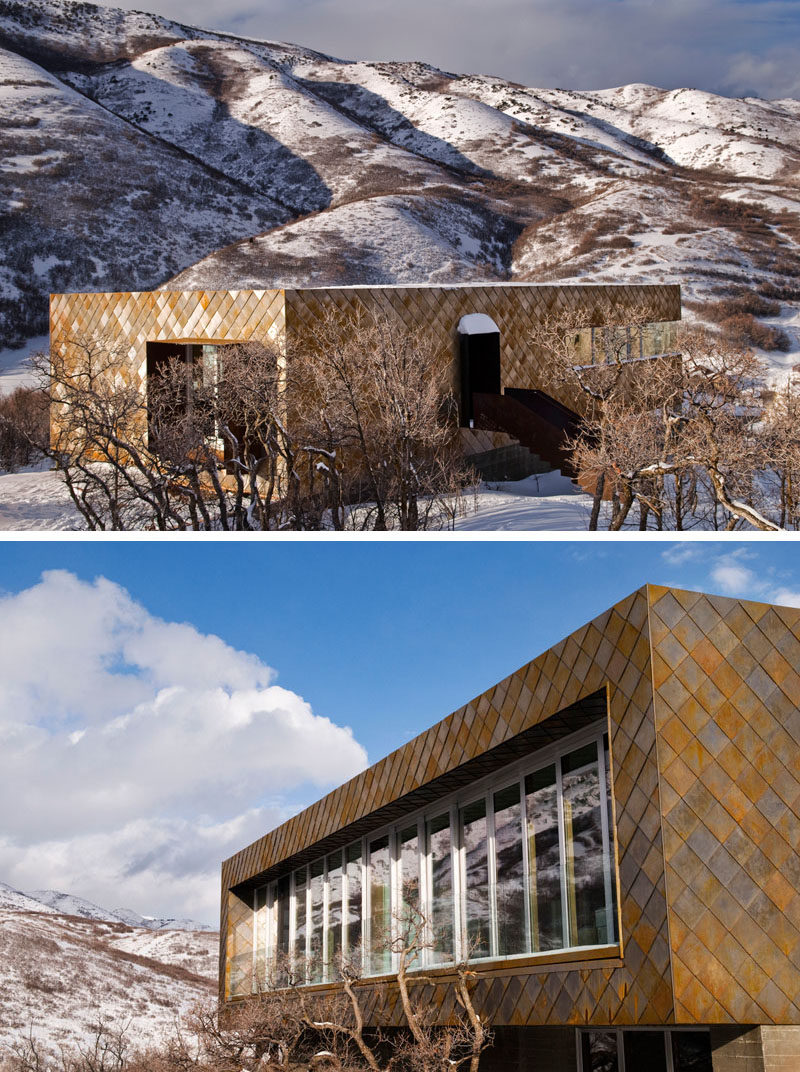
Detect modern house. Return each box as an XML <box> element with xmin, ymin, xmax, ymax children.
<box><xmin>220</xmin><ymin>585</ymin><xmax>800</xmax><ymax>1072</ymax></box>
<box><xmin>49</xmin><ymin>283</ymin><xmax>680</xmax><ymax>473</ymax></box>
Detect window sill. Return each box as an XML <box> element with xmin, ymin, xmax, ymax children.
<box><xmin>246</xmin><ymin>943</ymin><xmax>625</xmax><ymax>995</ymax></box>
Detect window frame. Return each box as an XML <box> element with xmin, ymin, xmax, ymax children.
<box><xmin>576</xmin><ymin>1026</ymin><xmax>713</xmax><ymax>1072</ymax></box>
<box><xmin>252</xmin><ymin>718</ymin><xmax>620</xmax><ymax>989</ymax></box>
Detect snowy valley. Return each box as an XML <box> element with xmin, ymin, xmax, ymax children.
<box><xmin>0</xmin><ymin>882</ymin><xmax>217</xmax><ymax>1056</ymax></box>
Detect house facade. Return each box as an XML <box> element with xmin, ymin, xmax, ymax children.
<box><xmin>49</xmin><ymin>283</ymin><xmax>680</xmax><ymax>470</ymax></box>
<box><xmin>221</xmin><ymin>586</ymin><xmax>800</xmax><ymax>1072</ymax></box>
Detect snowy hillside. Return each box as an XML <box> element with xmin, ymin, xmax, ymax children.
<box><xmin>0</xmin><ymin>880</ymin><xmax>213</xmax><ymax>931</ymax></box>
<box><xmin>0</xmin><ymin>881</ymin><xmax>58</xmax><ymax>914</ymax></box>
<box><xmin>28</xmin><ymin>889</ymin><xmax>215</xmax><ymax>931</ymax></box>
<box><xmin>1</xmin><ymin>0</ymin><xmax>799</xmax><ymax>353</ymax></box>
<box><xmin>0</xmin><ymin>907</ymin><xmax>217</xmax><ymax>1053</ymax></box>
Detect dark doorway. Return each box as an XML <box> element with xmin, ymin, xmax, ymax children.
<box><xmin>459</xmin><ymin>317</ymin><xmax>501</xmax><ymax>426</ymax></box>
<box><xmin>145</xmin><ymin>341</ymin><xmax>222</xmax><ymax>449</ymax></box>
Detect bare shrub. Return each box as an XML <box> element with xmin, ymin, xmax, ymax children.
<box><xmin>758</xmin><ymin>280</ymin><xmax>800</xmax><ymax>302</ymax></box>
<box><xmin>718</xmin><ymin>312</ymin><xmax>791</xmax><ymax>352</ymax></box>
<box><xmin>704</xmin><ymin>293</ymin><xmax>781</xmax><ymax>320</ymax></box>
<box><xmin>0</xmin><ymin>385</ymin><xmax>49</xmax><ymax>471</ymax></box>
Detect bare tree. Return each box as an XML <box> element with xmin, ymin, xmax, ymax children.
<box><xmin>291</xmin><ymin>306</ymin><xmax>470</xmax><ymax>531</ymax></box>
<box><xmin>31</xmin><ymin>316</ymin><xmax>469</xmax><ymax>530</ymax></box>
<box><xmin>761</xmin><ymin>375</ymin><xmax>800</xmax><ymax>530</ymax></box>
<box><xmin>288</xmin><ymin>910</ymin><xmax>491</xmax><ymax>1072</ymax></box>
<box><xmin>530</xmin><ymin>299</ymin><xmax>674</xmax><ymax>528</ymax></box>
<box><xmin>532</xmin><ymin>309</ymin><xmax>782</xmax><ymax>530</ymax></box>
<box><xmin>2</xmin><ymin>916</ymin><xmax>491</xmax><ymax>1072</ymax></box>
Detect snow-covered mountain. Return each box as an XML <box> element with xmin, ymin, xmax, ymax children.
<box><xmin>0</xmin><ymin>880</ymin><xmax>213</xmax><ymax>931</ymax></box>
<box><xmin>0</xmin><ymin>905</ymin><xmax>217</xmax><ymax>1053</ymax></box>
<box><xmin>1</xmin><ymin>0</ymin><xmax>799</xmax><ymax>355</ymax></box>
<box><xmin>0</xmin><ymin>880</ymin><xmax>58</xmax><ymax>913</ymax></box>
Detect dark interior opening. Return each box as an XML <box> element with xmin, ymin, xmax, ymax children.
<box><xmin>460</xmin><ymin>330</ymin><xmax>501</xmax><ymax>426</ymax></box>
<box><xmin>146</xmin><ymin>342</ymin><xmax>192</xmax><ymax>443</ymax></box>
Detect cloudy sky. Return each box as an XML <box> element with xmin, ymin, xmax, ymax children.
<box><xmin>96</xmin><ymin>0</ymin><xmax>800</xmax><ymax>99</ymax></box>
<box><xmin>1</xmin><ymin>540</ymin><xmax>799</xmax><ymax>926</ymax></box>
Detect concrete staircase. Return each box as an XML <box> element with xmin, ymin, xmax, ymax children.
<box><xmin>459</xmin><ymin>427</ymin><xmax>552</xmax><ymax>482</ymax></box>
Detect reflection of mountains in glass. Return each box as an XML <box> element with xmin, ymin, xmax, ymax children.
<box><xmin>564</xmin><ymin>766</ymin><xmax>604</xmax><ymax>889</ymax></box>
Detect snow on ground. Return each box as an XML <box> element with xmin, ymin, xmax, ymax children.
<box><xmin>0</xmin><ymin>466</ymin><xmax>82</xmax><ymax>529</ymax></box>
<box><xmin>0</xmin><ymin>882</ymin><xmax>57</xmax><ymax>914</ymax></box>
<box><xmin>454</xmin><ymin>471</ymin><xmax>593</xmax><ymax>530</ymax></box>
<box><xmin>0</xmin><ymin>464</ymin><xmax>593</xmax><ymax>531</ymax></box>
<box><xmin>0</xmin><ymin>909</ymin><xmax>216</xmax><ymax>1054</ymax></box>
<box><xmin>3</xmin><ymin>460</ymin><xmax>799</xmax><ymax>531</ymax></box>
<box><xmin>0</xmin><ymin>335</ymin><xmax>45</xmax><ymax>393</ymax></box>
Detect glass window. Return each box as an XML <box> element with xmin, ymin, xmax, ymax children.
<box><xmin>671</xmin><ymin>1032</ymin><xmax>713</xmax><ymax>1072</ymax></box>
<box><xmin>623</xmin><ymin>1031</ymin><xmax>667</xmax><ymax>1072</ymax></box>
<box><xmin>254</xmin><ymin>885</ymin><xmax>269</xmax><ymax>986</ymax></box>
<box><xmin>345</xmin><ymin>842</ymin><xmax>362</xmax><ymax>959</ymax></box>
<box><xmin>428</xmin><ymin>812</ymin><xmax>454</xmax><ymax>963</ymax></box>
<box><xmin>293</xmin><ymin>868</ymin><xmax>307</xmax><ymax>972</ymax></box>
<box><xmin>369</xmin><ymin>835</ymin><xmax>391</xmax><ymax>975</ymax></box>
<box><xmin>326</xmin><ymin>851</ymin><xmax>343</xmax><ymax>980</ymax></box>
<box><xmin>461</xmin><ymin>798</ymin><xmax>490</xmax><ymax>958</ymax></box>
<box><xmin>309</xmin><ymin>858</ymin><xmax>324</xmax><ymax>983</ymax></box>
<box><xmin>602</xmin><ymin>734</ymin><xmax>619</xmax><ymax>942</ymax></box>
<box><xmin>399</xmin><ymin>824</ymin><xmax>420</xmax><ymax>913</ymax></box>
<box><xmin>252</xmin><ymin>724</ymin><xmax>620</xmax><ymax>985</ymax></box>
<box><xmin>493</xmin><ymin>782</ymin><xmax>526</xmax><ymax>956</ymax></box>
<box><xmin>399</xmin><ymin>824</ymin><xmax>422</xmax><ymax>963</ymax></box>
<box><xmin>581</xmin><ymin>1031</ymin><xmax>619</xmax><ymax>1072</ymax></box>
<box><xmin>274</xmin><ymin>875</ymin><xmax>290</xmax><ymax>985</ymax></box>
<box><xmin>562</xmin><ymin>741</ymin><xmax>611</xmax><ymax>946</ymax></box>
<box><xmin>525</xmin><ymin>764</ymin><xmax>564</xmax><ymax>951</ymax></box>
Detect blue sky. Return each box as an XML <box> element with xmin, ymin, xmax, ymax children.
<box><xmin>1</xmin><ymin>539</ymin><xmax>797</xmax><ymax>922</ymax></box>
<box><xmin>95</xmin><ymin>0</ymin><xmax>800</xmax><ymax>98</ymax></box>
<box><xmin>2</xmin><ymin>539</ymin><xmax>798</xmax><ymax>760</ymax></box>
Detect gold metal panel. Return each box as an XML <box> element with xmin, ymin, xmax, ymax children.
<box><xmin>649</xmin><ymin>586</ymin><xmax>800</xmax><ymax>1027</ymax></box>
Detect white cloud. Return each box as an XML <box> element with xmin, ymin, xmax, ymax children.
<box><xmin>0</xmin><ymin>572</ymin><xmax>368</xmax><ymax>924</ymax></box>
<box><xmin>660</xmin><ymin>544</ymin><xmax>701</xmax><ymax>565</ymax></box>
<box><xmin>710</xmin><ymin>560</ymin><xmax>759</xmax><ymax>595</ymax></box>
<box><xmin>769</xmin><ymin>588</ymin><xmax>800</xmax><ymax>608</ymax></box>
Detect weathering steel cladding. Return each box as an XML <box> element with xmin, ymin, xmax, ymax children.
<box><xmin>50</xmin><ymin>282</ymin><xmax>681</xmax><ymax>416</ymax></box>
<box><xmin>222</xmin><ymin>586</ymin><xmax>800</xmax><ymax>1032</ymax></box>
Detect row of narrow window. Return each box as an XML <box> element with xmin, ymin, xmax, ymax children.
<box><xmin>254</xmin><ymin>727</ymin><xmax>617</xmax><ymax>986</ymax></box>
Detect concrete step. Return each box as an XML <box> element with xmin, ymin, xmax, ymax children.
<box><xmin>466</xmin><ymin>443</ymin><xmax>552</xmax><ymax>482</ymax></box>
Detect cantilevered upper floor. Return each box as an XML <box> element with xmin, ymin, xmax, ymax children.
<box><xmin>220</xmin><ymin>585</ymin><xmax>800</xmax><ymax>1034</ymax></box>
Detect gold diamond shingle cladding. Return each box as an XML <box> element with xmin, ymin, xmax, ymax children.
<box><xmin>221</xmin><ymin>585</ymin><xmax>800</xmax><ymax>1030</ymax></box>
<box><xmin>50</xmin><ymin>283</ymin><xmax>680</xmax><ymax>417</ymax></box>
<box><xmin>649</xmin><ymin>586</ymin><xmax>800</xmax><ymax>1027</ymax></box>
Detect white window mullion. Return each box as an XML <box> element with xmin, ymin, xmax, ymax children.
<box><xmin>305</xmin><ymin>866</ymin><xmax>311</xmax><ymax>966</ymax></box>
<box><xmin>340</xmin><ymin>847</ymin><xmax>347</xmax><ymax>970</ymax></box>
<box><xmin>360</xmin><ymin>837</ymin><xmax>368</xmax><ymax>975</ymax></box>
<box><xmin>423</xmin><ymin>819</ymin><xmax>433</xmax><ymax>967</ymax></box>
<box><xmin>597</xmin><ymin>733</ymin><xmax>615</xmax><ymax>945</ymax></box>
<box><xmin>288</xmin><ymin>872</ymin><xmax>296</xmax><ymax>963</ymax></box>
<box><xmin>451</xmin><ymin>803</ymin><xmax>463</xmax><ymax>963</ymax></box>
